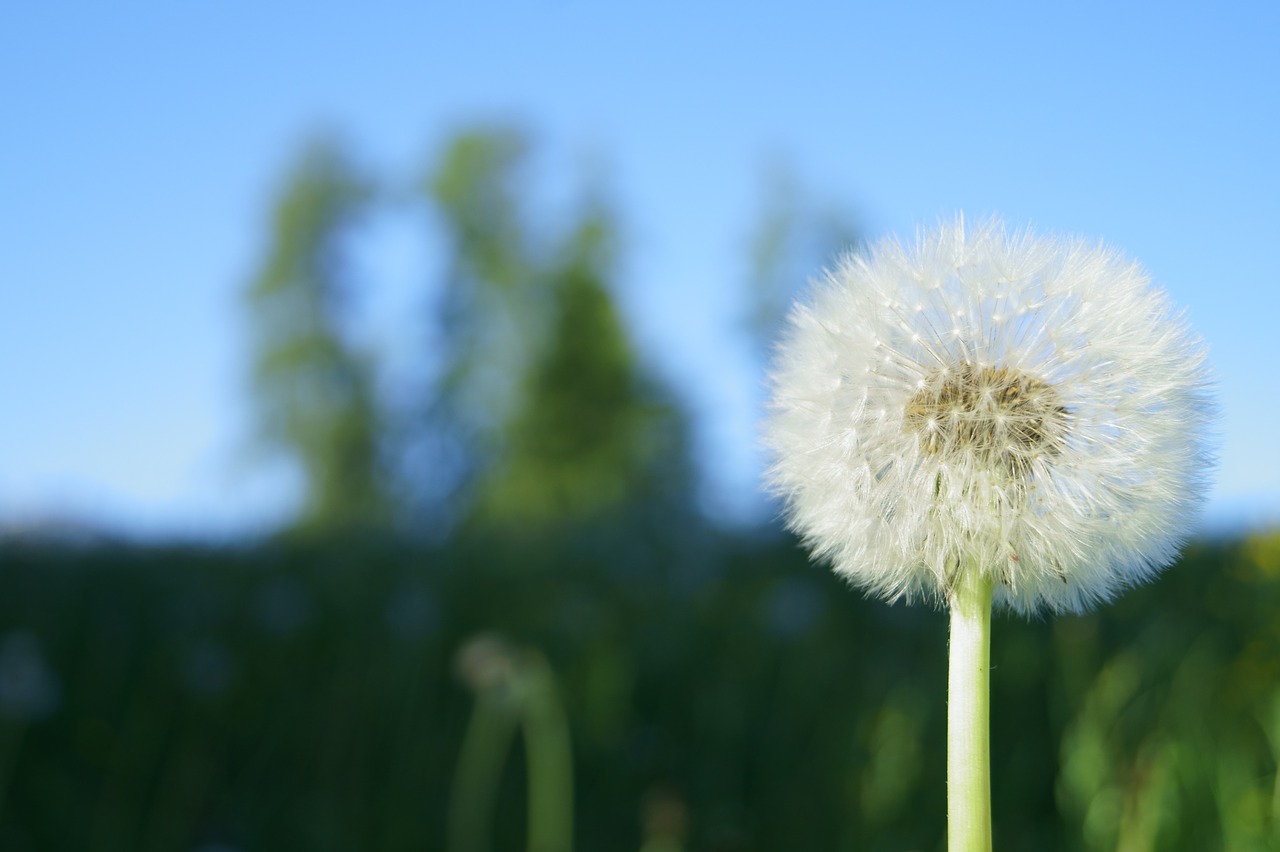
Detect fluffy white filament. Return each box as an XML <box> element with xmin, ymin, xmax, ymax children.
<box><xmin>765</xmin><ymin>217</ymin><xmax>1214</xmax><ymax>615</ymax></box>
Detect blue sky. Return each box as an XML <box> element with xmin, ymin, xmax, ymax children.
<box><xmin>2</xmin><ymin>1</ymin><xmax>1277</xmax><ymax>539</ymax></box>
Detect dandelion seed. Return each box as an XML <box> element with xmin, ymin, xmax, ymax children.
<box><xmin>765</xmin><ymin>216</ymin><xmax>1213</xmax><ymax>615</ymax></box>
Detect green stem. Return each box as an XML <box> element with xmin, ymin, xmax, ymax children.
<box><xmin>447</xmin><ymin>644</ymin><xmax>574</xmax><ymax>852</ymax></box>
<box><xmin>448</xmin><ymin>689</ymin><xmax>520</xmax><ymax>852</ymax></box>
<box><xmin>523</xmin><ymin>653</ymin><xmax>574</xmax><ymax>852</ymax></box>
<box><xmin>948</xmin><ymin>569</ymin><xmax>994</xmax><ymax>852</ymax></box>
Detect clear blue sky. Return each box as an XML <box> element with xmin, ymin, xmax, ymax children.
<box><xmin>2</xmin><ymin>1</ymin><xmax>1277</xmax><ymax>539</ymax></box>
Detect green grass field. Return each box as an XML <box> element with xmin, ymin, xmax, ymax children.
<box><xmin>0</xmin><ymin>528</ymin><xmax>1275</xmax><ymax>851</ymax></box>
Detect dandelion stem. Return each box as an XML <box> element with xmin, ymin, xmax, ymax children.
<box><xmin>948</xmin><ymin>568</ymin><xmax>993</xmax><ymax>852</ymax></box>
<box><xmin>523</xmin><ymin>653</ymin><xmax>574</xmax><ymax>852</ymax></box>
<box><xmin>448</xmin><ymin>688</ymin><xmax>520</xmax><ymax>852</ymax></box>
<box><xmin>449</xmin><ymin>640</ymin><xmax>574</xmax><ymax>852</ymax></box>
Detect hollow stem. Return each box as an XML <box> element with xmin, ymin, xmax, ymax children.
<box><xmin>448</xmin><ymin>688</ymin><xmax>520</xmax><ymax>852</ymax></box>
<box><xmin>948</xmin><ymin>568</ymin><xmax>994</xmax><ymax>852</ymax></box>
<box><xmin>522</xmin><ymin>653</ymin><xmax>574</xmax><ymax>852</ymax></box>
<box><xmin>447</xmin><ymin>644</ymin><xmax>574</xmax><ymax>852</ymax></box>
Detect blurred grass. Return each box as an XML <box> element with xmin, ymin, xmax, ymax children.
<box><xmin>0</xmin><ymin>527</ymin><xmax>1276</xmax><ymax>850</ymax></box>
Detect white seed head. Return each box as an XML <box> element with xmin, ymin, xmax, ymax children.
<box><xmin>764</xmin><ymin>216</ymin><xmax>1214</xmax><ymax>614</ymax></box>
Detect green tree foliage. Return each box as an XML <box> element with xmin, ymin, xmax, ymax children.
<box><xmin>470</xmin><ymin>206</ymin><xmax>690</xmax><ymax>527</ymax></box>
<box><xmin>429</xmin><ymin>129</ymin><xmax>532</xmax><ymax>292</ymax></box>
<box><xmin>246</xmin><ymin>127</ymin><xmax>693</xmax><ymax>535</ymax></box>
<box><xmin>245</xmin><ymin>138</ymin><xmax>387</xmax><ymax>532</ymax></box>
<box><xmin>417</xmin><ymin>129</ymin><xmax>540</xmax><ymax>520</ymax></box>
<box><xmin>424</xmin><ymin>130</ymin><xmax>690</xmax><ymax>530</ymax></box>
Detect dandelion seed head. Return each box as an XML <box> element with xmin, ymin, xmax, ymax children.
<box><xmin>765</xmin><ymin>216</ymin><xmax>1214</xmax><ymax>614</ymax></box>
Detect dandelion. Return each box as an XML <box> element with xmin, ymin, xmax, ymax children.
<box><xmin>764</xmin><ymin>216</ymin><xmax>1213</xmax><ymax>850</ymax></box>
<box><xmin>450</xmin><ymin>635</ymin><xmax>574</xmax><ymax>852</ymax></box>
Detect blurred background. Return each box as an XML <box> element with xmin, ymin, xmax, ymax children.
<box><xmin>1</xmin><ymin>2</ymin><xmax>1278</xmax><ymax>850</ymax></box>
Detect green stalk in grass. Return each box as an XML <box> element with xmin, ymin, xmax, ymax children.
<box><xmin>450</xmin><ymin>635</ymin><xmax>573</xmax><ymax>852</ymax></box>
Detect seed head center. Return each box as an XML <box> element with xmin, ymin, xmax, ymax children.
<box><xmin>904</xmin><ymin>362</ymin><xmax>1068</xmax><ymax>476</ymax></box>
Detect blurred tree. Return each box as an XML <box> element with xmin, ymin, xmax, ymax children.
<box><xmin>245</xmin><ymin>138</ymin><xmax>388</xmax><ymax>533</ymax></box>
<box><xmin>413</xmin><ymin>129</ymin><xmax>539</xmax><ymax>526</ymax></box>
<box><xmin>472</xmin><ymin>204</ymin><xmax>691</xmax><ymax>526</ymax></box>
<box><xmin>744</xmin><ymin>163</ymin><xmax>861</xmax><ymax>359</ymax></box>
<box><xmin>422</xmin><ymin>129</ymin><xmax>691</xmax><ymax>530</ymax></box>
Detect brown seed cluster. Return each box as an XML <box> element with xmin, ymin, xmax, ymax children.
<box><xmin>904</xmin><ymin>362</ymin><xmax>1068</xmax><ymax>477</ymax></box>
